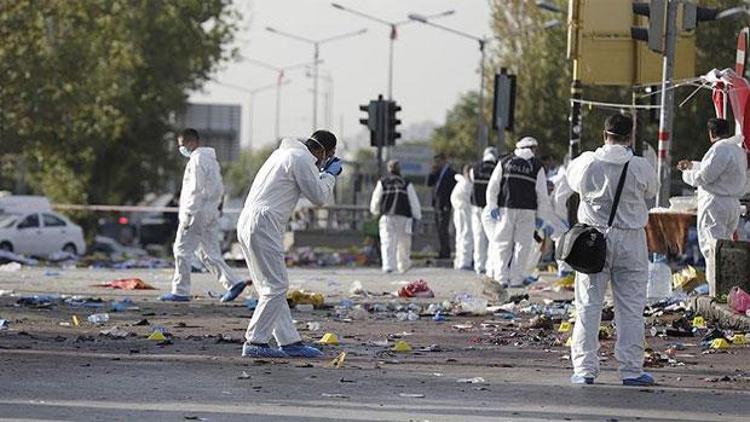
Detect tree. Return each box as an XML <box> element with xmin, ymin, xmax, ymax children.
<box><xmin>0</xmin><ymin>1</ymin><xmax>239</xmax><ymax>205</ymax></box>
<box><xmin>430</xmin><ymin>91</ymin><xmax>482</xmax><ymax>163</ymax></box>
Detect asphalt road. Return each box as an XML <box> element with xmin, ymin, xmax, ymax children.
<box><xmin>1</xmin><ymin>266</ymin><xmax>749</xmax><ymax>421</ymax></box>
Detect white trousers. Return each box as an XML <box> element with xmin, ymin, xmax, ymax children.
<box><xmin>697</xmin><ymin>193</ymin><xmax>740</xmax><ymax>296</ymax></box>
<box><xmin>379</xmin><ymin>215</ymin><xmax>412</xmax><ymax>273</ymax></box>
<box><xmin>494</xmin><ymin>208</ymin><xmax>536</xmax><ymax>286</ymax></box>
<box><xmin>481</xmin><ymin>208</ymin><xmax>500</xmax><ymax>281</ymax></box>
<box><xmin>571</xmin><ymin>228</ymin><xmax>648</xmax><ymax>380</ymax></box>
<box><xmin>238</xmin><ymin>207</ymin><xmax>301</xmax><ymax>346</ymax></box>
<box><xmin>171</xmin><ymin>213</ymin><xmax>242</xmax><ymax>296</ymax></box>
<box><xmin>471</xmin><ymin>206</ymin><xmax>488</xmax><ymax>273</ymax></box>
<box><xmin>453</xmin><ymin>205</ymin><xmax>474</xmax><ymax>269</ymax></box>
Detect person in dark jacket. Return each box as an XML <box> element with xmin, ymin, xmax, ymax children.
<box><xmin>427</xmin><ymin>153</ymin><xmax>457</xmax><ymax>259</ymax></box>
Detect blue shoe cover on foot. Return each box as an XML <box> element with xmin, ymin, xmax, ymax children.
<box><xmin>242</xmin><ymin>343</ymin><xmax>288</xmax><ymax>358</ymax></box>
<box><xmin>622</xmin><ymin>373</ymin><xmax>655</xmax><ymax>386</ymax></box>
<box><xmin>280</xmin><ymin>343</ymin><xmax>325</xmax><ymax>358</ymax></box>
<box><xmin>160</xmin><ymin>293</ymin><xmax>190</xmax><ymax>302</ymax></box>
<box><xmin>221</xmin><ymin>282</ymin><xmax>247</xmax><ymax>303</ymax></box>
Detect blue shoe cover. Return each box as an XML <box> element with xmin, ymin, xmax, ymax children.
<box><xmin>622</xmin><ymin>373</ymin><xmax>655</xmax><ymax>386</ymax></box>
<box><xmin>159</xmin><ymin>293</ymin><xmax>191</xmax><ymax>302</ymax></box>
<box><xmin>242</xmin><ymin>343</ymin><xmax>288</xmax><ymax>358</ymax></box>
<box><xmin>280</xmin><ymin>342</ymin><xmax>325</xmax><ymax>358</ymax></box>
<box><xmin>570</xmin><ymin>374</ymin><xmax>594</xmax><ymax>384</ymax></box>
<box><xmin>221</xmin><ymin>282</ymin><xmax>247</xmax><ymax>303</ymax></box>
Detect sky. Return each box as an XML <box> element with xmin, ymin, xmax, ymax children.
<box><xmin>188</xmin><ymin>0</ymin><xmax>493</xmax><ymax>151</ymax></box>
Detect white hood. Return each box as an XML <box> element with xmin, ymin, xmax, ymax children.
<box><xmin>514</xmin><ymin>148</ymin><xmax>535</xmax><ymax>160</ymax></box>
<box><xmin>193</xmin><ymin>146</ymin><xmax>217</xmax><ymax>160</ymax></box>
<box><xmin>593</xmin><ymin>144</ymin><xmax>633</xmax><ymax>165</ymax></box>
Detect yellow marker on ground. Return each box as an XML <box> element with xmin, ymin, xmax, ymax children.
<box><xmin>692</xmin><ymin>316</ymin><xmax>706</xmax><ymax>329</ymax></box>
<box><xmin>710</xmin><ymin>338</ymin><xmax>730</xmax><ymax>350</ymax></box>
<box><xmin>318</xmin><ymin>332</ymin><xmax>339</xmax><ymax>345</ymax></box>
<box><xmin>392</xmin><ymin>340</ymin><xmax>412</xmax><ymax>353</ymax></box>
<box><xmin>731</xmin><ymin>334</ymin><xmax>747</xmax><ymax>345</ymax></box>
<box><xmin>148</xmin><ymin>331</ymin><xmax>167</xmax><ymax>341</ymax></box>
<box><xmin>72</xmin><ymin>315</ymin><xmax>80</xmax><ymax>326</ymax></box>
<box><xmin>558</xmin><ymin>321</ymin><xmax>573</xmax><ymax>333</ymax></box>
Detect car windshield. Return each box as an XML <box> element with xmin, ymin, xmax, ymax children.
<box><xmin>0</xmin><ymin>214</ymin><xmax>19</xmax><ymax>229</ymax></box>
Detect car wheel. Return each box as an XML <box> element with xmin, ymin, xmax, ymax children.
<box><xmin>0</xmin><ymin>242</ymin><xmax>12</xmax><ymax>253</ymax></box>
<box><xmin>62</xmin><ymin>243</ymin><xmax>78</xmax><ymax>255</ymax></box>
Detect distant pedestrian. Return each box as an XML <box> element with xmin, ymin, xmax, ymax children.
<box><xmin>427</xmin><ymin>153</ymin><xmax>457</xmax><ymax>260</ymax></box>
<box><xmin>450</xmin><ymin>165</ymin><xmax>474</xmax><ymax>270</ymax></box>
<box><xmin>370</xmin><ymin>160</ymin><xmax>422</xmax><ymax>273</ymax></box>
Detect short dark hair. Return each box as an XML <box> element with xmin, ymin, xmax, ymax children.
<box><xmin>181</xmin><ymin>128</ymin><xmax>200</xmax><ymax>142</ymax></box>
<box><xmin>604</xmin><ymin>114</ymin><xmax>633</xmax><ymax>143</ymax></box>
<box><xmin>308</xmin><ymin>130</ymin><xmax>336</xmax><ymax>153</ymax></box>
<box><xmin>707</xmin><ymin>118</ymin><xmax>730</xmax><ymax>138</ymax></box>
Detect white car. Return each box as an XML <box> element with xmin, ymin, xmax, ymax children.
<box><xmin>0</xmin><ymin>211</ymin><xmax>86</xmax><ymax>257</ymax></box>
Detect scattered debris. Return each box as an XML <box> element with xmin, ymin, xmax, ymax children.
<box><xmin>93</xmin><ymin>278</ymin><xmax>156</xmax><ymax>290</ymax></box>
<box><xmin>87</xmin><ymin>313</ymin><xmax>110</xmax><ymax>325</ymax></box>
<box><xmin>318</xmin><ymin>333</ymin><xmax>339</xmax><ymax>345</ymax></box>
<box><xmin>398</xmin><ymin>279</ymin><xmax>435</xmax><ymax>298</ymax></box>
<box><xmin>456</xmin><ymin>377</ymin><xmax>487</xmax><ymax>384</ymax></box>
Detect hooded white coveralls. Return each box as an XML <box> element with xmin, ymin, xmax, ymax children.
<box><xmin>486</xmin><ymin>147</ymin><xmax>556</xmax><ymax>287</ymax></box>
<box><xmin>550</xmin><ymin>165</ymin><xmax>574</xmax><ymax>274</ymax></box>
<box><xmin>567</xmin><ymin>144</ymin><xmax>658</xmax><ymax>380</ymax></box>
<box><xmin>450</xmin><ymin>174</ymin><xmax>474</xmax><ymax>269</ymax></box>
<box><xmin>238</xmin><ymin>138</ymin><xmax>335</xmax><ymax>346</ymax></box>
<box><xmin>470</xmin><ymin>149</ymin><xmax>499</xmax><ymax>275</ymax></box>
<box><xmin>171</xmin><ymin>147</ymin><xmax>243</xmax><ymax>296</ymax></box>
<box><xmin>681</xmin><ymin>136</ymin><xmax>747</xmax><ymax>296</ymax></box>
<box><xmin>370</xmin><ymin>176</ymin><xmax>422</xmax><ymax>273</ymax></box>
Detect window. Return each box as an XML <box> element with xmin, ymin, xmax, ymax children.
<box><xmin>43</xmin><ymin>213</ymin><xmax>67</xmax><ymax>227</ymax></box>
<box><xmin>17</xmin><ymin>214</ymin><xmax>39</xmax><ymax>229</ymax></box>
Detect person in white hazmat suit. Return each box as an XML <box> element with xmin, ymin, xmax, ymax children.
<box><xmin>469</xmin><ymin>147</ymin><xmax>498</xmax><ymax>274</ymax></box>
<box><xmin>678</xmin><ymin>118</ymin><xmax>747</xmax><ymax>296</ymax></box>
<box><xmin>369</xmin><ymin>160</ymin><xmax>422</xmax><ymax>273</ymax></box>
<box><xmin>567</xmin><ymin>114</ymin><xmax>658</xmax><ymax>386</ymax></box>
<box><xmin>451</xmin><ymin>165</ymin><xmax>474</xmax><ymax>270</ymax></box>
<box><xmin>238</xmin><ymin>130</ymin><xmax>342</xmax><ymax>358</ymax></box>
<box><xmin>485</xmin><ymin>136</ymin><xmax>558</xmax><ymax>287</ymax></box>
<box><xmin>161</xmin><ymin>129</ymin><xmax>249</xmax><ymax>303</ymax></box>
<box><xmin>550</xmin><ymin>163</ymin><xmax>575</xmax><ymax>276</ymax></box>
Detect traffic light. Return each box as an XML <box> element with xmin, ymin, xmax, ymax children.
<box><xmin>359</xmin><ymin>99</ymin><xmax>383</xmax><ymax>147</ymax></box>
<box><xmin>384</xmin><ymin>100</ymin><xmax>401</xmax><ymax>146</ymax></box>
<box><xmin>631</xmin><ymin>0</ymin><xmax>667</xmax><ymax>54</ymax></box>
<box><xmin>682</xmin><ymin>2</ymin><xmax>719</xmax><ymax>32</ymax></box>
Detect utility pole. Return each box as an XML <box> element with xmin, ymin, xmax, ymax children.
<box><xmin>569</xmin><ymin>77</ymin><xmax>583</xmax><ymax>159</ymax></box>
<box><xmin>656</xmin><ymin>0</ymin><xmax>678</xmax><ymax>208</ymax></box>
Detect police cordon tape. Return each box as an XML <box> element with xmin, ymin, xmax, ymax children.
<box><xmin>52</xmin><ymin>203</ymin><xmax>242</xmax><ymax>214</ymax></box>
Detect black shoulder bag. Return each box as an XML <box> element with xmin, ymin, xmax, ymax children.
<box><xmin>555</xmin><ymin>161</ymin><xmax>630</xmax><ymax>274</ymax></box>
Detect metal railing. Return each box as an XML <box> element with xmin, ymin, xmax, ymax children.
<box><xmin>291</xmin><ymin>204</ymin><xmax>437</xmax><ymax>235</ymax></box>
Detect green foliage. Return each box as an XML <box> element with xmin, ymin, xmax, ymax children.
<box><xmin>0</xmin><ymin>0</ymin><xmax>238</xmax><ymax>204</ymax></box>
<box><xmin>430</xmin><ymin>91</ymin><xmax>481</xmax><ymax>163</ymax></box>
<box><xmin>224</xmin><ymin>146</ymin><xmax>275</xmax><ymax>198</ymax></box>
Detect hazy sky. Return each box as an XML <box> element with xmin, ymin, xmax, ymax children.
<box><xmin>189</xmin><ymin>0</ymin><xmax>493</xmax><ymax>150</ymax></box>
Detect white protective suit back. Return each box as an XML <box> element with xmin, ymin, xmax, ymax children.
<box><xmin>179</xmin><ymin>147</ymin><xmax>224</xmax><ymax>219</ymax></box>
<box><xmin>567</xmin><ymin>145</ymin><xmax>657</xmax><ymax>230</ymax></box>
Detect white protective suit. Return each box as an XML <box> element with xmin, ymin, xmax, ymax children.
<box><xmin>681</xmin><ymin>136</ymin><xmax>747</xmax><ymax>296</ymax></box>
<box><xmin>470</xmin><ymin>149</ymin><xmax>499</xmax><ymax>274</ymax></box>
<box><xmin>370</xmin><ymin>177</ymin><xmax>422</xmax><ymax>273</ymax></box>
<box><xmin>238</xmin><ymin>138</ymin><xmax>335</xmax><ymax>346</ymax></box>
<box><xmin>171</xmin><ymin>147</ymin><xmax>243</xmax><ymax>296</ymax></box>
<box><xmin>550</xmin><ymin>165</ymin><xmax>574</xmax><ymax>275</ymax></box>
<box><xmin>486</xmin><ymin>146</ymin><xmax>557</xmax><ymax>287</ymax></box>
<box><xmin>450</xmin><ymin>174</ymin><xmax>474</xmax><ymax>270</ymax></box>
<box><xmin>567</xmin><ymin>144</ymin><xmax>658</xmax><ymax>380</ymax></box>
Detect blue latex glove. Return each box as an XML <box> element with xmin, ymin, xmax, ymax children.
<box><xmin>324</xmin><ymin>157</ymin><xmax>343</xmax><ymax>176</ymax></box>
<box><xmin>490</xmin><ymin>208</ymin><xmax>501</xmax><ymax>220</ymax></box>
<box><xmin>535</xmin><ymin>218</ymin><xmax>544</xmax><ymax>229</ymax></box>
<box><xmin>542</xmin><ymin>224</ymin><xmax>554</xmax><ymax>237</ymax></box>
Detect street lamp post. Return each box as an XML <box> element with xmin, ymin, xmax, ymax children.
<box><xmin>215</xmin><ymin>80</ymin><xmax>289</xmax><ymax>149</ymax></box>
<box><xmin>331</xmin><ymin>3</ymin><xmax>454</xmax><ymax>100</ymax></box>
<box><xmin>241</xmin><ymin>57</ymin><xmax>321</xmax><ymax>140</ymax></box>
<box><xmin>266</xmin><ymin>26</ymin><xmax>367</xmax><ymax>131</ymax></box>
<box><xmin>408</xmin><ymin>13</ymin><xmax>490</xmax><ymax>154</ymax></box>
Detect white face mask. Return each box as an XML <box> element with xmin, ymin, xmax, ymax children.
<box><xmin>179</xmin><ymin>146</ymin><xmax>192</xmax><ymax>158</ymax></box>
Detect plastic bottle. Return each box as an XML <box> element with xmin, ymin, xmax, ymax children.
<box><xmin>647</xmin><ymin>254</ymin><xmax>673</xmax><ymax>301</ymax></box>
<box><xmin>87</xmin><ymin>313</ymin><xmax>110</xmax><ymax>324</ymax></box>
